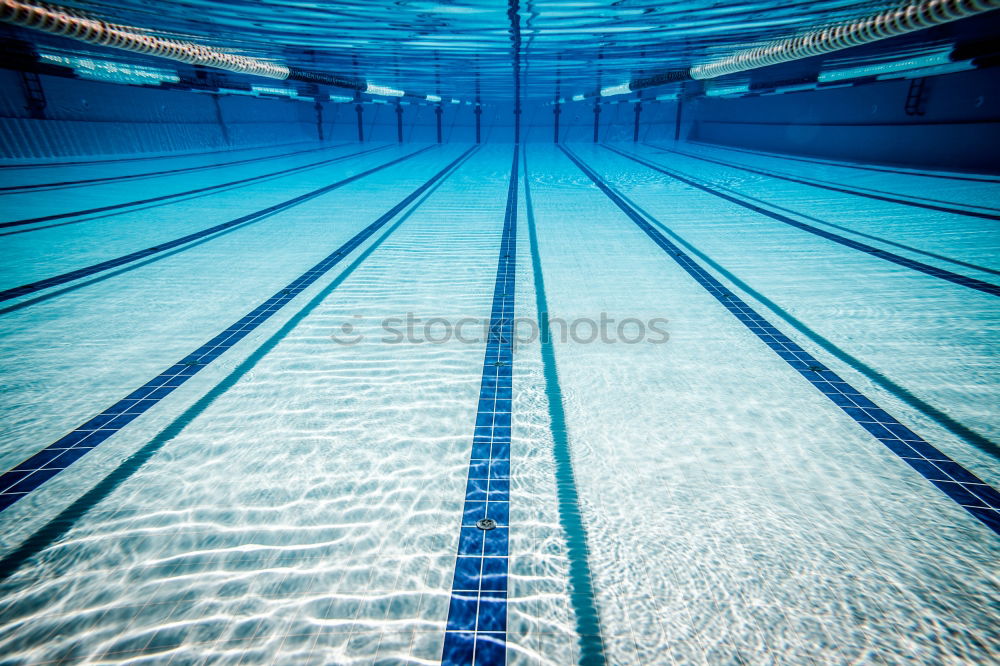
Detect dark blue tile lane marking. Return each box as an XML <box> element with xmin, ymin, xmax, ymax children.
<box><xmin>0</xmin><ymin>139</ymin><xmax>317</xmax><ymax>170</ymax></box>
<box><xmin>0</xmin><ymin>146</ymin><xmax>432</xmax><ymax>305</ymax></box>
<box><xmin>640</xmin><ymin>146</ymin><xmax>1000</xmax><ymax>280</ymax></box>
<box><xmin>620</xmin><ymin>197</ymin><xmax>1000</xmax><ymax>464</ymax></box>
<box><xmin>0</xmin><ymin>142</ymin><xmax>351</xmax><ymax>193</ymax></box>
<box><xmin>0</xmin><ymin>146</ymin><xmax>476</xmax><ymax>513</ymax></box>
<box><xmin>683</xmin><ymin>140</ymin><xmax>1000</xmax><ymax>185</ymax></box>
<box><xmin>442</xmin><ymin>146</ymin><xmax>518</xmax><ymax>666</ymax></box>
<box><xmin>0</xmin><ymin>147</ymin><xmax>479</xmax><ymax>585</ymax></box>
<box><xmin>562</xmin><ymin>145</ymin><xmax>1000</xmax><ymax>536</ymax></box>
<box><xmin>652</xmin><ymin>145</ymin><xmax>1000</xmax><ymax>218</ymax></box>
<box><xmin>603</xmin><ymin>145</ymin><xmax>1000</xmax><ymax>298</ymax></box>
<box><xmin>0</xmin><ymin>144</ymin><xmax>393</xmax><ymax>230</ymax></box>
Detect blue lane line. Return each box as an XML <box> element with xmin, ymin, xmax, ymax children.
<box><xmin>640</xmin><ymin>146</ymin><xmax>1000</xmax><ymax>280</ymax></box>
<box><xmin>684</xmin><ymin>140</ymin><xmax>1000</xmax><ymax>184</ymax></box>
<box><xmin>0</xmin><ymin>147</ymin><xmax>478</xmax><ymax>584</ymax></box>
<box><xmin>0</xmin><ymin>139</ymin><xmax>317</xmax><ymax>170</ymax></box>
<box><xmin>563</xmin><ymin>145</ymin><xmax>1000</xmax><ymax>536</ymax></box>
<box><xmin>0</xmin><ymin>146</ymin><xmax>475</xmax><ymax>513</ymax></box>
<box><xmin>0</xmin><ymin>142</ymin><xmax>351</xmax><ymax>193</ymax></box>
<box><xmin>652</xmin><ymin>145</ymin><xmax>1000</xmax><ymax>217</ymax></box>
<box><xmin>646</xmin><ymin>143</ymin><xmax>1000</xmax><ymax>219</ymax></box>
<box><xmin>596</xmin><ymin>192</ymin><xmax>999</xmax><ymax>462</ymax></box>
<box><xmin>604</xmin><ymin>145</ymin><xmax>1000</xmax><ymax>298</ymax></box>
<box><xmin>0</xmin><ymin>146</ymin><xmax>430</xmax><ymax>305</ymax></box>
<box><xmin>442</xmin><ymin>146</ymin><xmax>519</xmax><ymax>666</ymax></box>
<box><xmin>0</xmin><ymin>144</ymin><xmax>392</xmax><ymax>230</ymax></box>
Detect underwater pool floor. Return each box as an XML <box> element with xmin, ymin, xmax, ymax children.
<box><xmin>0</xmin><ymin>141</ymin><xmax>997</xmax><ymax>664</ymax></box>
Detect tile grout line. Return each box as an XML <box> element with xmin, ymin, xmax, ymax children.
<box><xmin>563</xmin><ymin>144</ymin><xmax>1000</xmax><ymax>536</ymax></box>
<box><xmin>0</xmin><ymin>146</ymin><xmax>475</xmax><ymax>513</ymax></box>
<box><xmin>441</xmin><ymin>145</ymin><xmax>519</xmax><ymax>665</ymax></box>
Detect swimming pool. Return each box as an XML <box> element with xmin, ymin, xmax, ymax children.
<box><xmin>0</xmin><ymin>1</ymin><xmax>998</xmax><ymax>664</ymax></box>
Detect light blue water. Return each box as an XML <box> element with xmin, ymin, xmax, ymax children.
<box><xmin>0</xmin><ymin>139</ymin><xmax>997</xmax><ymax>664</ymax></box>
<box><xmin>16</xmin><ymin>0</ymin><xmax>963</xmax><ymax>102</ymax></box>
<box><xmin>0</xmin><ymin>1</ymin><xmax>999</xmax><ymax>663</ymax></box>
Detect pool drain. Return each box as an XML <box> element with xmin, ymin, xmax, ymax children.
<box><xmin>476</xmin><ymin>518</ymin><xmax>497</xmax><ymax>531</ymax></box>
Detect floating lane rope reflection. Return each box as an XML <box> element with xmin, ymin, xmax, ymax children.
<box><xmin>522</xmin><ymin>147</ymin><xmax>607</xmax><ymax>664</ymax></box>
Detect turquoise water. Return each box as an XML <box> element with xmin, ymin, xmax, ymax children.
<box><xmin>0</xmin><ymin>140</ymin><xmax>997</xmax><ymax>663</ymax></box>
<box><xmin>0</xmin><ymin>0</ymin><xmax>999</xmax><ymax>663</ymax></box>
<box><xmin>18</xmin><ymin>0</ymin><xmax>959</xmax><ymax>101</ymax></box>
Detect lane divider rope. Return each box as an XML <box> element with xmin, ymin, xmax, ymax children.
<box><xmin>0</xmin><ymin>0</ymin><xmax>289</xmax><ymax>79</ymax></box>
<box><xmin>0</xmin><ymin>0</ymin><xmax>449</xmax><ymax>100</ymax></box>
<box><xmin>689</xmin><ymin>0</ymin><xmax>1000</xmax><ymax>80</ymax></box>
